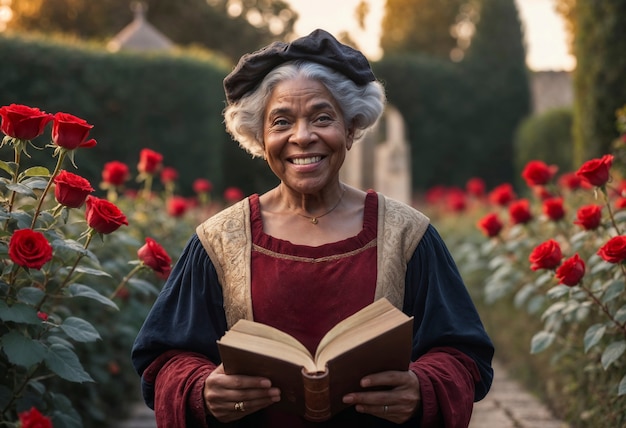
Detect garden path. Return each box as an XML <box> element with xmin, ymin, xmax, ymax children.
<box><xmin>118</xmin><ymin>360</ymin><xmax>569</xmax><ymax>427</ymax></box>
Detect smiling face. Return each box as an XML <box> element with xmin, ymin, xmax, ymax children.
<box><xmin>263</xmin><ymin>77</ymin><xmax>353</xmax><ymax>195</ymax></box>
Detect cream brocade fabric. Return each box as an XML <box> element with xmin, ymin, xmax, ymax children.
<box><xmin>196</xmin><ymin>193</ymin><xmax>430</xmax><ymax>329</ymax></box>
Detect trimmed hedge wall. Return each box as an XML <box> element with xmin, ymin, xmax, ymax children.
<box><xmin>0</xmin><ymin>34</ymin><xmax>235</xmax><ymax>196</ymax></box>
<box><xmin>513</xmin><ymin>107</ymin><xmax>574</xmax><ymax>187</ymax></box>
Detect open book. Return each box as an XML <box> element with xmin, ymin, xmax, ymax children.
<box><xmin>217</xmin><ymin>298</ymin><xmax>413</xmax><ymax>422</ymax></box>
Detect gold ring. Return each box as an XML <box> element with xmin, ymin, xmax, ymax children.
<box><xmin>383</xmin><ymin>404</ymin><xmax>388</xmax><ymax>414</ymax></box>
<box><xmin>234</xmin><ymin>401</ymin><xmax>246</xmax><ymax>412</ymax></box>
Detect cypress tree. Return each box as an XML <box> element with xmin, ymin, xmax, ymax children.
<box><xmin>572</xmin><ymin>0</ymin><xmax>626</xmax><ymax>162</ymax></box>
<box><xmin>462</xmin><ymin>0</ymin><xmax>531</xmax><ymax>187</ymax></box>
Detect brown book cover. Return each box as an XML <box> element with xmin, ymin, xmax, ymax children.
<box><xmin>217</xmin><ymin>298</ymin><xmax>413</xmax><ymax>421</ymax></box>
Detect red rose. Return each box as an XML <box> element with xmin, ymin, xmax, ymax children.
<box><xmin>224</xmin><ymin>186</ymin><xmax>244</xmax><ymax>203</ymax></box>
<box><xmin>167</xmin><ymin>196</ymin><xmax>188</xmax><ymax>217</ymax></box>
<box><xmin>574</xmin><ymin>204</ymin><xmax>602</xmax><ymax>230</ymax></box>
<box><xmin>576</xmin><ymin>154</ymin><xmax>614</xmax><ymax>187</ymax></box>
<box><xmin>160</xmin><ymin>166</ymin><xmax>178</xmax><ymax>184</ymax></box>
<box><xmin>558</xmin><ymin>172</ymin><xmax>583</xmax><ymax>191</ymax></box>
<box><xmin>542</xmin><ymin>197</ymin><xmax>565</xmax><ymax>221</ymax></box>
<box><xmin>102</xmin><ymin>161</ymin><xmax>130</xmax><ymax>187</ymax></box>
<box><xmin>9</xmin><ymin>229</ymin><xmax>53</xmax><ymax>270</ymax></box>
<box><xmin>137</xmin><ymin>148</ymin><xmax>163</xmax><ymax>174</ymax></box>
<box><xmin>533</xmin><ymin>185</ymin><xmax>553</xmax><ymax>201</ymax></box>
<box><xmin>446</xmin><ymin>188</ymin><xmax>466</xmax><ymax>212</ymax></box>
<box><xmin>425</xmin><ymin>185</ymin><xmax>447</xmax><ymax>205</ymax></box>
<box><xmin>477</xmin><ymin>213</ymin><xmax>503</xmax><ymax>237</ymax></box>
<box><xmin>465</xmin><ymin>177</ymin><xmax>485</xmax><ymax>198</ymax></box>
<box><xmin>51</xmin><ymin>112</ymin><xmax>97</xmax><ymax>150</ymax></box>
<box><xmin>597</xmin><ymin>236</ymin><xmax>626</xmax><ymax>263</ymax></box>
<box><xmin>85</xmin><ymin>196</ymin><xmax>128</xmax><ymax>234</ymax></box>
<box><xmin>508</xmin><ymin>198</ymin><xmax>532</xmax><ymax>224</ymax></box>
<box><xmin>0</xmin><ymin>104</ymin><xmax>53</xmax><ymax>140</ymax></box>
<box><xmin>18</xmin><ymin>407</ymin><xmax>52</xmax><ymax>428</ymax></box>
<box><xmin>488</xmin><ymin>183</ymin><xmax>516</xmax><ymax>206</ymax></box>
<box><xmin>54</xmin><ymin>170</ymin><xmax>94</xmax><ymax>208</ymax></box>
<box><xmin>616</xmin><ymin>197</ymin><xmax>626</xmax><ymax>210</ymax></box>
<box><xmin>137</xmin><ymin>237</ymin><xmax>172</xmax><ymax>279</ymax></box>
<box><xmin>529</xmin><ymin>239</ymin><xmax>562</xmax><ymax>271</ymax></box>
<box><xmin>521</xmin><ymin>160</ymin><xmax>557</xmax><ymax>187</ymax></box>
<box><xmin>193</xmin><ymin>178</ymin><xmax>213</xmax><ymax>194</ymax></box>
<box><xmin>555</xmin><ymin>253</ymin><xmax>585</xmax><ymax>287</ymax></box>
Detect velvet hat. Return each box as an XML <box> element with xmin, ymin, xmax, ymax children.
<box><xmin>223</xmin><ymin>29</ymin><xmax>376</xmax><ymax>103</ymax></box>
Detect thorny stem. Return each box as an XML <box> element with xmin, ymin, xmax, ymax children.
<box><xmin>30</xmin><ymin>149</ymin><xmax>67</xmax><ymax>229</ymax></box>
<box><xmin>1</xmin><ymin>362</ymin><xmax>44</xmax><ymax>415</ymax></box>
<box><xmin>36</xmin><ymin>228</ymin><xmax>95</xmax><ymax>311</ymax></box>
<box><xmin>3</xmin><ymin>142</ymin><xmax>22</xmax><ymax>231</ymax></box>
<box><xmin>602</xmin><ymin>189</ymin><xmax>622</xmax><ymax>235</ymax></box>
<box><xmin>579</xmin><ymin>281</ymin><xmax>626</xmax><ymax>337</ymax></box>
<box><xmin>109</xmin><ymin>264</ymin><xmax>144</xmax><ymax>300</ymax></box>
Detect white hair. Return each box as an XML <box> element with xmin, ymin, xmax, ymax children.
<box><xmin>223</xmin><ymin>61</ymin><xmax>386</xmax><ymax>157</ymax></box>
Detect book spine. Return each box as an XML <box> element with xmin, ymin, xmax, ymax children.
<box><xmin>301</xmin><ymin>369</ymin><xmax>331</xmax><ymax>422</ymax></box>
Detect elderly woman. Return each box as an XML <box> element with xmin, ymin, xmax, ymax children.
<box><xmin>132</xmin><ymin>29</ymin><xmax>493</xmax><ymax>427</ymax></box>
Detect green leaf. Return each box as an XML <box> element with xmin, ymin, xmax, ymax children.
<box><xmin>0</xmin><ymin>301</ymin><xmax>41</xmax><ymax>324</ymax></box>
<box><xmin>541</xmin><ymin>301</ymin><xmax>567</xmax><ymax>320</ymax></box>
<box><xmin>68</xmin><ymin>283</ymin><xmax>118</xmax><ymax>310</ymax></box>
<box><xmin>10</xmin><ymin>210</ymin><xmax>34</xmax><ymax>229</ymax></box>
<box><xmin>546</xmin><ymin>285</ymin><xmax>570</xmax><ymax>300</ymax></box>
<box><xmin>21</xmin><ymin>176</ymin><xmax>49</xmax><ymax>190</ymax></box>
<box><xmin>73</xmin><ymin>266</ymin><xmax>112</xmax><ymax>278</ymax></box>
<box><xmin>601</xmin><ymin>280</ymin><xmax>625</xmax><ymax>304</ymax></box>
<box><xmin>601</xmin><ymin>341</ymin><xmax>626</xmax><ymax>370</ymax></box>
<box><xmin>583</xmin><ymin>323</ymin><xmax>606</xmax><ymax>353</ymax></box>
<box><xmin>18</xmin><ymin>166</ymin><xmax>50</xmax><ymax>180</ymax></box>
<box><xmin>44</xmin><ymin>343</ymin><xmax>94</xmax><ymax>383</ymax></box>
<box><xmin>5</xmin><ymin>182</ymin><xmax>36</xmax><ymax>198</ymax></box>
<box><xmin>128</xmin><ymin>277</ymin><xmax>160</xmax><ymax>296</ymax></box>
<box><xmin>527</xmin><ymin>295</ymin><xmax>545</xmax><ymax>315</ymax></box>
<box><xmin>58</xmin><ymin>317</ymin><xmax>101</xmax><ymax>343</ymax></box>
<box><xmin>535</xmin><ymin>271</ymin><xmax>555</xmax><ymax>287</ymax></box>
<box><xmin>619</xmin><ymin>375</ymin><xmax>626</xmax><ymax>396</ymax></box>
<box><xmin>0</xmin><ymin>331</ymin><xmax>46</xmax><ymax>367</ymax></box>
<box><xmin>17</xmin><ymin>287</ymin><xmax>46</xmax><ymax>305</ymax></box>
<box><xmin>615</xmin><ymin>305</ymin><xmax>626</xmax><ymax>324</ymax></box>
<box><xmin>0</xmin><ymin>160</ymin><xmax>17</xmax><ymax>177</ymax></box>
<box><xmin>531</xmin><ymin>331</ymin><xmax>555</xmax><ymax>354</ymax></box>
<box><xmin>513</xmin><ymin>283</ymin><xmax>535</xmax><ymax>308</ymax></box>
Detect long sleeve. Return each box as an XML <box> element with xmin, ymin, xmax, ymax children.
<box><xmin>131</xmin><ymin>235</ymin><xmax>228</xmax><ymax>414</ymax></box>
<box><xmin>404</xmin><ymin>225</ymin><xmax>494</xmax><ymax>427</ymax></box>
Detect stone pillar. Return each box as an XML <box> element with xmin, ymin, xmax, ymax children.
<box><xmin>340</xmin><ymin>105</ymin><xmax>412</xmax><ymax>205</ymax></box>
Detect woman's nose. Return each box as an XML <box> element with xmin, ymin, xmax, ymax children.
<box><xmin>290</xmin><ymin>120</ymin><xmax>315</xmax><ymax>145</ymax></box>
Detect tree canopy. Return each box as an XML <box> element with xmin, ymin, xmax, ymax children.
<box><xmin>380</xmin><ymin>0</ymin><xmax>468</xmax><ymax>59</ymax></box>
<box><xmin>6</xmin><ymin>0</ymin><xmax>298</xmax><ymax>62</ymax></box>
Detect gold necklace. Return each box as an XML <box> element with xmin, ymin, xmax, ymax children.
<box><xmin>297</xmin><ymin>187</ymin><xmax>346</xmax><ymax>225</ymax></box>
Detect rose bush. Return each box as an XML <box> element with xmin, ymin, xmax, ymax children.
<box><xmin>421</xmin><ymin>105</ymin><xmax>626</xmax><ymax>426</ymax></box>
<box><xmin>0</xmin><ymin>104</ymin><xmax>183</xmax><ymax>427</ymax></box>
<box><xmin>425</xmin><ymin>105</ymin><xmax>626</xmax><ymax>426</ymax></box>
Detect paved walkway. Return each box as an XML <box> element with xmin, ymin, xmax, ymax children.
<box><xmin>119</xmin><ymin>360</ymin><xmax>568</xmax><ymax>427</ymax></box>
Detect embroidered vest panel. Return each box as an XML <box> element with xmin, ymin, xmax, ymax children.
<box><xmin>196</xmin><ymin>194</ymin><xmax>430</xmax><ymax>328</ymax></box>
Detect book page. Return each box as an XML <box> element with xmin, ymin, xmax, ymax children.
<box><xmin>231</xmin><ymin>319</ymin><xmax>311</xmax><ymax>356</ymax></box>
<box><xmin>219</xmin><ymin>329</ymin><xmax>318</xmax><ymax>372</ymax></box>
<box><xmin>315</xmin><ymin>310</ymin><xmax>410</xmax><ymax>370</ymax></box>
<box><xmin>314</xmin><ymin>298</ymin><xmax>400</xmax><ymax>362</ymax></box>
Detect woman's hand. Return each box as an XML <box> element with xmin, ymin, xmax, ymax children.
<box><xmin>342</xmin><ymin>370</ymin><xmax>421</xmax><ymax>424</ymax></box>
<box><xmin>203</xmin><ymin>364</ymin><xmax>281</xmax><ymax>422</ymax></box>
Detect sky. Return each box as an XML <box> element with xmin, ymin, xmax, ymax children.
<box><xmin>286</xmin><ymin>0</ymin><xmax>575</xmax><ymax>71</ymax></box>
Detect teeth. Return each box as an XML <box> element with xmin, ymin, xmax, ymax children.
<box><xmin>292</xmin><ymin>156</ymin><xmax>321</xmax><ymax>165</ymax></box>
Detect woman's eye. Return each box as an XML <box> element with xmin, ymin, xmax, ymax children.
<box><xmin>272</xmin><ymin>118</ymin><xmax>289</xmax><ymax>127</ymax></box>
<box><xmin>315</xmin><ymin>115</ymin><xmax>332</xmax><ymax>123</ymax></box>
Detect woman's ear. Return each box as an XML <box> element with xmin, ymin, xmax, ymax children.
<box><xmin>346</xmin><ymin>124</ymin><xmax>356</xmax><ymax>150</ymax></box>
